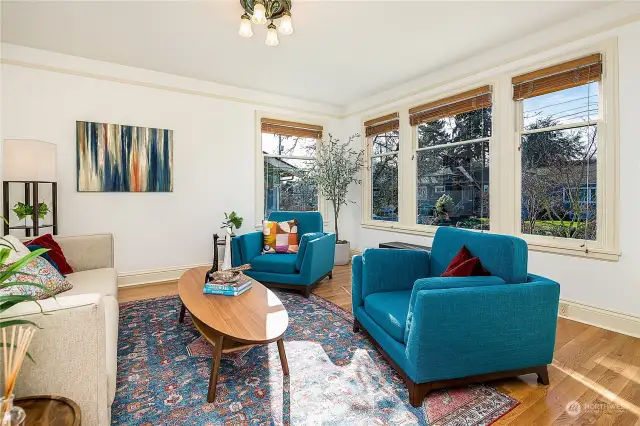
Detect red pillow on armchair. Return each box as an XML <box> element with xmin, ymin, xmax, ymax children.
<box><xmin>441</xmin><ymin>245</ymin><xmax>490</xmax><ymax>277</ymax></box>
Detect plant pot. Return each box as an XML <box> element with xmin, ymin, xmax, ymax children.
<box><xmin>334</xmin><ymin>241</ymin><xmax>351</xmax><ymax>266</ymax></box>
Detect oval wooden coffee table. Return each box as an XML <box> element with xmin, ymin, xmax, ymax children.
<box><xmin>178</xmin><ymin>266</ymin><xmax>289</xmax><ymax>403</ymax></box>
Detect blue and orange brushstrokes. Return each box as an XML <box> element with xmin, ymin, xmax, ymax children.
<box><xmin>76</xmin><ymin>121</ymin><xmax>173</xmax><ymax>192</ymax></box>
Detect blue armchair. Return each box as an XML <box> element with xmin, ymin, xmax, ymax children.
<box><xmin>231</xmin><ymin>211</ymin><xmax>336</xmax><ymax>297</ymax></box>
<box><xmin>352</xmin><ymin>227</ymin><xmax>560</xmax><ymax>407</ymax></box>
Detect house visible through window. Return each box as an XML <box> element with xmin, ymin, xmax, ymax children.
<box><xmin>515</xmin><ymin>54</ymin><xmax>601</xmax><ymax>241</ymax></box>
<box><xmin>410</xmin><ymin>86</ymin><xmax>492</xmax><ymax>230</ymax></box>
<box><xmin>365</xmin><ymin>113</ymin><xmax>400</xmax><ymax>222</ymax></box>
<box><xmin>261</xmin><ymin>118</ymin><xmax>322</xmax><ymax>218</ymax></box>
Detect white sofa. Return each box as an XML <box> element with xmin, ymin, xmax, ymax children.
<box><xmin>0</xmin><ymin>234</ymin><xmax>118</xmax><ymax>426</ymax></box>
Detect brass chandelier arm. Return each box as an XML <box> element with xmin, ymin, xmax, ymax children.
<box><xmin>241</xmin><ymin>0</ymin><xmax>292</xmax><ymax>20</ymax></box>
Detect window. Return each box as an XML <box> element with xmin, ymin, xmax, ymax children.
<box><xmin>410</xmin><ymin>86</ymin><xmax>492</xmax><ymax>230</ymax></box>
<box><xmin>515</xmin><ymin>54</ymin><xmax>601</xmax><ymax>242</ymax></box>
<box><xmin>261</xmin><ymin>118</ymin><xmax>322</xmax><ymax>218</ymax></box>
<box><xmin>365</xmin><ymin>113</ymin><xmax>400</xmax><ymax>221</ymax></box>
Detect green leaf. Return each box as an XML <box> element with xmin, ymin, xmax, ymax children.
<box><xmin>0</xmin><ymin>248</ymin><xmax>10</xmax><ymax>266</ymax></box>
<box><xmin>0</xmin><ymin>295</ymin><xmax>43</xmax><ymax>315</ymax></box>
<box><xmin>0</xmin><ymin>248</ymin><xmax>49</xmax><ymax>282</ymax></box>
<box><xmin>0</xmin><ymin>319</ymin><xmax>41</xmax><ymax>329</ymax></box>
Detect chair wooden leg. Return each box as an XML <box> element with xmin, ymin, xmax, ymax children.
<box><xmin>407</xmin><ymin>377</ymin><xmax>432</xmax><ymax>408</ymax></box>
<box><xmin>536</xmin><ymin>365</ymin><xmax>550</xmax><ymax>385</ymax></box>
<box><xmin>353</xmin><ymin>320</ymin><xmax>360</xmax><ymax>333</ymax></box>
<box><xmin>329</xmin><ymin>271</ymin><xmax>333</xmax><ymax>279</ymax></box>
<box><xmin>207</xmin><ymin>334</ymin><xmax>224</xmax><ymax>403</ymax></box>
<box><xmin>302</xmin><ymin>286</ymin><xmax>311</xmax><ymax>298</ymax></box>
<box><xmin>277</xmin><ymin>338</ymin><xmax>290</xmax><ymax>376</ymax></box>
<box><xmin>178</xmin><ymin>303</ymin><xmax>186</xmax><ymax>323</ymax></box>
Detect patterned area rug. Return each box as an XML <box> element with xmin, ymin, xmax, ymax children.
<box><xmin>113</xmin><ymin>292</ymin><xmax>518</xmax><ymax>425</ymax></box>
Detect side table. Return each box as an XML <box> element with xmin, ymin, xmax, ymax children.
<box><xmin>15</xmin><ymin>395</ymin><xmax>81</xmax><ymax>426</ymax></box>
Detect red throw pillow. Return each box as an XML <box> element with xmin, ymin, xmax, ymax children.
<box><xmin>25</xmin><ymin>234</ymin><xmax>74</xmax><ymax>275</ymax></box>
<box><xmin>442</xmin><ymin>257</ymin><xmax>479</xmax><ymax>277</ymax></box>
<box><xmin>441</xmin><ymin>245</ymin><xmax>491</xmax><ymax>277</ymax></box>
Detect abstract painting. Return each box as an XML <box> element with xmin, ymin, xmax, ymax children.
<box><xmin>76</xmin><ymin>121</ymin><xmax>173</xmax><ymax>192</ymax></box>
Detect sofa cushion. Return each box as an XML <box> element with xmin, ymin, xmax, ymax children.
<box><xmin>64</xmin><ymin>268</ymin><xmax>118</xmax><ymax>298</ymax></box>
<box><xmin>251</xmin><ymin>254</ymin><xmax>298</xmax><ymax>274</ymax></box>
<box><xmin>364</xmin><ymin>290</ymin><xmax>412</xmax><ymax>343</ymax></box>
<box><xmin>430</xmin><ymin>227</ymin><xmax>527</xmax><ymax>283</ymax></box>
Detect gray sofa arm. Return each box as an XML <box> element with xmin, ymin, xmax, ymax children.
<box><xmin>54</xmin><ymin>234</ymin><xmax>114</xmax><ymax>272</ymax></box>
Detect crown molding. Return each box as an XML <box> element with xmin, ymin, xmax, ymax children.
<box><xmin>0</xmin><ymin>44</ymin><xmax>343</xmax><ymax>119</ymax></box>
<box><xmin>343</xmin><ymin>6</ymin><xmax>640</xmax><ymax>118</ymax></box>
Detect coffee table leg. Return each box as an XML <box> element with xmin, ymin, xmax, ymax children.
<box><xmin>207</xmin><ymin>334</ymin><xmax>224</xmax><ymax>403</ymax></box>
<box><xmin>178</xmin><ymin>303</ymin><xmax>186</xmax><ymax>323</ymax></box>
<box><xmin>277</xmin><ymin>338</ymin><xmax>289</xmax><ymax>376</ymax></box>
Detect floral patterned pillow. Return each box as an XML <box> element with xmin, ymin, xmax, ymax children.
<box><xmin>0</xmin><ymin>256</ymin><xmax>72</xmax><ymax>300</ymax></box>
<box><xmin>262</xmin><ymin>219</ymin><xmax>299</xmax><ymax>254</ymax></box>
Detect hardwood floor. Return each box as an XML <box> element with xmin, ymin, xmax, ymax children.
<box><xmin>119</xmin><ymin>264</ymin><xmax>640</xmax><ymax>425</ymax></box>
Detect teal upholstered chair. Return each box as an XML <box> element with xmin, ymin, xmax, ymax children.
<box><xmin>352</xmin><ymin>227</ymin><xmax>560</xmax><ymax>407</ymax></box>
<box><xmin>231</xmin><ymin>211</ymin><xmax>336</xmax><ymax>297</ymax></box>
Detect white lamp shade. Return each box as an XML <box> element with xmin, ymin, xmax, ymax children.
<box><xmin>3</xmin><ymin>139</ymin><xmax>57</xmax><ymax>182</ymax></box>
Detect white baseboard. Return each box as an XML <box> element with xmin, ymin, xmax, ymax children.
<box><xmin>118</xmin><ymin>263</ymin><xmax>210</xmax><ymax>287</ymax></box>
<box><xmin>559</xmin><ymin>298</ymin><xmax>640</xmax><ymax>338</ymax></box>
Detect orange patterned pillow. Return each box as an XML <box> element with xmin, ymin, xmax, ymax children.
<box><xmin>262</xmin><ymin>219</ymin><xmax>299</xmax><ymax>254</ymax></box>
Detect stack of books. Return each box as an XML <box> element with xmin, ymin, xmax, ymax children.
<box><xmin>203</xmin><ymin>275</ymin><xmax>252</xmax><ymax>296</ymax></box>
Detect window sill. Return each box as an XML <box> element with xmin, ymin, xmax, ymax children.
<box><xmin>361</xmin><ymin>221</ymin><xmax>620</xmax><ymax>261</ymax></box>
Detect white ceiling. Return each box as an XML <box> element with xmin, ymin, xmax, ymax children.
<box><xmin>1</xmin><ymin>1</ymin><xmax>613</xmax><ymax>107</ymax></box>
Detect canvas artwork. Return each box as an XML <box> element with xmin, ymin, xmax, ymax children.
<box><xmin>76</xmin><ymin>121</ymin><xmax>173</xmax><ymax>192</ymax></box>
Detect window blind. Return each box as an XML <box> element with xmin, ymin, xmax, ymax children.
<box><xmin>364</xmin><ymin>113</ymin><xmax>399</xmax><ymax>137</ymax></box>
<box><xmin>409</xmin><ymin>86</ymin><xmax>492</xmax><ymax>126</ymax></box>
<box><xmin>512</xmin><ymin>53</ymin><xmax>602</xmax><ymax>101</ymax></box>
<box><xmin>261</xmin><ymin>118</ymin><xmax>323</xmax><ymax>139</ymax></box>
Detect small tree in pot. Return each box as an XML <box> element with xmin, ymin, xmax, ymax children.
<box><xmin>305</xmin><ymin>134</ymin><xmax>364</xmax><ymax>265</ymax></box>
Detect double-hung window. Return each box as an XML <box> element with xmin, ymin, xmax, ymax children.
<box><xmin>260</xmin><ymin>118</ymin><xmax>322</xmax><ymax>218</ymax></box>
<box><xmin>514</xmin><ymin>54</ymin><xmax>602</xmax><ymax>245</ymax></box>
<box><xmin>365</xmin><ymin>113</ymin><xmax>400</xmax><ymax>222</ymax></box>
<box><xmin>410</xmin><ymin>86</ymin><xmax>492</xmax><ymax>230</ymax></box>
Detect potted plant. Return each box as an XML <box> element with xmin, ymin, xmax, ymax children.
<box><xmin>221</xmin><ymin>211</ymin><xmax>243</xmax><ymax>237</ymax></box>
<box><xmin>12</xmin><ymin>202</ymin><xmax>50</xmax><ymax>227</ymax></box>
<box><xmin>306</xmin><ymin>134</ymin><xmax>364</xmax><ymax>265</ymax></box>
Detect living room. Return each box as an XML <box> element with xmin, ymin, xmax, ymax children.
<box><xmin>0</xmin><ymin>1</ymin><xmax>639</xmax><ymax>425</ymax></box>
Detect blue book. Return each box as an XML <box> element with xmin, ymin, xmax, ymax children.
<box><xmin>205</xmin><ymin>277</ymin><xmax>252</xmax><ymax>291</ymax></box>
<box><xmin>204</xmin><ymin>280</ymin><xmax>252</xmax><ymax>293</ymax></box>
<box><xmin>203</xmin><ymin>283</ymin><xmax>252</xmax><ymax>296</ymax></box>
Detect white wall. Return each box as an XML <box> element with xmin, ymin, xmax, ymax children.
<box><xmin>1</xmin><ymin>44</ymin><xmax>341</xmax><ymax>276</ymax></box>
<box><xmin>340</xmin><ymin>17</ymin><xmax>640</xmax><ymax>321</ymax></box>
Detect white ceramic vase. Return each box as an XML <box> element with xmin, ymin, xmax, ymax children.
<box><xmin>334</xmin><ymin>241</ymin><xmax>351</xmax><ymax>266</ymax></box>
<box><xmin>222</xmin><ymin>228</ymin><xmax>232</xmax><ymax>270</ymax></box>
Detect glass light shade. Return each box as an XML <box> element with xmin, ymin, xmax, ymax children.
<box><xmin>239</xmin><ymin>15</ymin><xmax>253</xmax><ymax>37</ymax></box>
<box><xmin>265</xmin><ymin>23</ymin><xmax>279</xmax><ymax>46</ymax></box>
<box><xmin>251</xmin><ymin>3</ymin><xmax>267</xmax><ymax>25</ymax></box>
<box><xmin>279</xmin><ymin>13</ymin><xmax>293</xmax><ymax>35</ymax></box>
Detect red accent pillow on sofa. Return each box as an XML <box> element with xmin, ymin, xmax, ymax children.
<box><xmin>25</xmin><ymin>234</ymin><xmax>74</xmax><ymax>275</ymax></box>
<box><xmin>441</xmin><ymin>245</ymin><xmax>490</xmax><ymax>277</ymax></box>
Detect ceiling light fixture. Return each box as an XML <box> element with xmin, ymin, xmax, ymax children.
<box><xmin>239</xmin><ymin>0</ymin><xmax>293</xmax><ymax>47</ymax></box>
